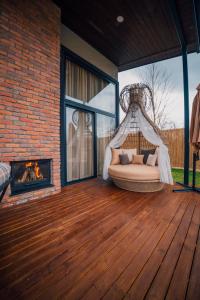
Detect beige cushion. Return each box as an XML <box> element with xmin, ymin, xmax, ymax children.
<box><xmin>111</xmin><ymin>148</ymin><xmax>137</xmax><ymax>165</ymax></box>
<box><xmin>146</xmin><ymin>154</ymin><xmax>157</xmax><ymax>166</ymax></box>
<box><xmin>132</xmin><ymin>154</ymin><xmax>144</xmax><ymax>165</ymax></box>
<box><xmin>111</xmin><ymin>148</ymin><xmax>123</xmax><ymax>165</ymax></box>
<box><xmin>108</xmin><ymin>164</ymin><xmax>160</xmax><ymax>181</ymax></box>
<box><xmin>121</xmin><ymin>148</ymin><xmax>137</xmax><ymax>161</ymax></box>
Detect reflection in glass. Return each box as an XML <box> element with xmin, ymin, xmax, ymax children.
<box><xmin>66</xmin><ymin>107</ymin><xmax>94</xmax><ymax>182</ymax></box>
<box><xmin>97</xmin><ymin>114</ymin><xmax>115</xmax><ymax>175</ymax></box>
<box><xmin>65</xmin><ymin>60</ymin><xmax>116</xmax><ymax>114</ymax></box>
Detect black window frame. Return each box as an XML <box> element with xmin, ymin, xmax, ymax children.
<box><xmin>60</xmin><ymin>46</ymin><xmax>119</xmax><ymax>186</ymax></box>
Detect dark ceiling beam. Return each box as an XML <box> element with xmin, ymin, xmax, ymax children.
<box><xmin>193</xmin><ymin>0</ymin><xmax>200</xmax><ymax>53</ymax></box>
<box><xmin>118</xmin><ymin>46</ymin><xmax>183</xmax><ymax>71</ymax></box>
<box><xmin>168</xmin><ymin>0</ymin><xmax>187</xmax><ymax>50</ymax></box>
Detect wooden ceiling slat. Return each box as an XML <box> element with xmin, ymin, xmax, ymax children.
<box><xmin>55</xmin><ymin>0</ymin><xmax>197</xmax><ymax>70</ymax></box>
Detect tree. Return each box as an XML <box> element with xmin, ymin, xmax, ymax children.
<box><xmin>138</xmin><ymin>63</ymin><xmax>176</xmax><ymax>130</ymax></box>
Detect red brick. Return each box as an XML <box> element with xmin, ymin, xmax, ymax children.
<box><xmin>1</xmin><ymin>0</ymin><xmax>61</xmax><ymax>205</ymax></box>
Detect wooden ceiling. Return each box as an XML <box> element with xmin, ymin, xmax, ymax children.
<box><xmin>54</xmin><ymin>0</ymin><xmax>199</xmax><ymax>71</ymax></box>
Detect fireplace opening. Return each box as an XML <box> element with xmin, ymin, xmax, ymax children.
<box><xmin>11</xmin><ymin>159</ymin><xmax>52</xmax><ymax>195</ymax></box>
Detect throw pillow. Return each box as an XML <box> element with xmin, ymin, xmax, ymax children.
<box><xmin>140</xmin><ymin>148</ymin><xmax>156</xmax><ymax>164</ymax></box>
<box><xmin>119</xmin><ymin>154</ymin><xmax>130</xmax><ymax>165</ymax></box>
<box><xmin>122</xmin><ymin>148</ymin><xmax>137</xmax><ymax>161</ymax></box>
<box><xmin>111</xmin><ymin>148</ymin><xmax>123</xmax><ymax>165</ymax></box>
<box><xmin>132</xmin><ymin>154</ymin><xmax>144</xmax><ymax>165</ymax></box>
<box><xmin>146</xmin><ymin>154</ymin><xmax>157</xmax><ymax>167</ymax></box>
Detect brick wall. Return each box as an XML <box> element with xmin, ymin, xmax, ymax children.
<box><xmin>0</xmin><ymin>0</ymin><xmax>61</xmax><ymax>206</ymax></box>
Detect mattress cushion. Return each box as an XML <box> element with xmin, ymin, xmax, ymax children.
<box><xmin>108</xmin><ymin>164</ymin><xmax>160</xmax><ymax>181</ymax></box>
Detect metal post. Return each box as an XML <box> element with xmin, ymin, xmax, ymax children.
<box><xmin>182</xmin><ymin>48</ymin><xmax>190</xmax><ymax>185</ymax></box>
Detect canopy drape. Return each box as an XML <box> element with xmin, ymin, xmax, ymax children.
<box><xmin>103</xmin><ymin>106</ymin><xmax>173</xmax><ymax>185</ymax></box>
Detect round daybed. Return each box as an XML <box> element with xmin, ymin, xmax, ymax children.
<box><xmin>108</xmin><ymin>164</ymin><xmax>164</xmax><ymax>192</ymax></box>
<box><xmin>103</xmin><ymin>83</ymin><xmax>173</xmax><ymax>192</ymax></box>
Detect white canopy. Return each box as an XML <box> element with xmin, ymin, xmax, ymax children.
<box><xmin>103</xmin><ymin>104</ymin><xmax>173</xmax><ymax>185</ymax></box>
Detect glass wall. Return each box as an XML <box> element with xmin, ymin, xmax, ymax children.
<box><xmin>119</xmin><ymin>57</ymin><xmax>185</xmax><ymax>183</ymax></box>
<box><xmin>65</xmin><ymin>60</ymin><xmax>116</xmax><ymax>114</ymax></box>
<box><xmin>188</xmin><ymin>53</ymin><xmax>200</xmax><ymax>187</ymax></box>
<box><xmin>97</xmin><ymin>115</ymin><xmax>115</xmax><ymax>175</ymax></box>
<box><xmin>66</xmin><ymin>107</ymin><xmax>94</xmax><ymax>182</ymax></box>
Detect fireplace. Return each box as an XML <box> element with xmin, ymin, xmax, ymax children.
<box><xmin>11</xmin><ymin>159</ymin><xmax>52</xmax><ymax>195</ymax></box>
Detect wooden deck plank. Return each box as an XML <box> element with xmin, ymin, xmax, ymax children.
<box><xmin>103</xmin><ymin>194</ymin><xmax>190</xmax><ymax>300</ymax></box>
<box><xmin>61</xmin><ymin>213</ymin><xmax>161</xmax><ymax>299</ymax></box>
<box><xmin>165</xmin><ymin>200</ymin><xmax>200</xmax><ymax>299</ymax></box>
<box><xmin>145</xmin><ymin>197</ymin><xmax>197</xmax><ymax>300</ymax></box>
<box><xmin>0</xmin><ymin>188</ymin><xmax>150</xmax><ymax>265</ymax></box>
<box><xmin>186</xmin><ymin>209</ymin><xmax>200</xmax><ymax>300</ymax></box>
<box><xmin>0</xmin><ymin>190</ymin><xmax>126</xmax><ymax>252</ymax></box>
<box><xmin>0</xmin><ymin>187</ymin><xmax>156</xmax><ymax>296</ymax></box>
<box><xmin>21</xmin><ymin>193</ymin><xmax>161</xmax><ymax>299</ymax></box>
<box><xmin>0</xmin><ymin>185</ymin><xmax>125</xmax><ymax>240</ymax></box>
<box><xmin>79</xmin><ymin>194</ymin><xmax>183</xmax><ymax>300</ymax></box>
<box><xmin>33</xmin><ymin>189</ymin><xmax>180</xmax><ymax>298</ymax></box>
<box><xmin>0</xmin><ymin>179</ymin><xmax>199</xmax><ymax>300</ymax></box>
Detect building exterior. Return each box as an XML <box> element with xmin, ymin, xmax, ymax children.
<box><xmin>1</xmin><ymin>0</ymin><xmax>118</xmax><ymax>205</ymax></box>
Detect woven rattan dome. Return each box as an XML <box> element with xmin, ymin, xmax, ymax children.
<box><xmin>120</xmin><ymin>83</ymin><xmax>153</xmax><ymax>113</ymax></box>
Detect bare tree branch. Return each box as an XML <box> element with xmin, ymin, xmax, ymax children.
<box><xmin>138</xmin><ymin>63</ymin><xmax>175</xmax><ymax>129</ymax></box>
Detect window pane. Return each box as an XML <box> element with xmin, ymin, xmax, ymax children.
<box><xmin>65</xmin><ymin>60</ymin><xmax>116</xmax><ymax>114</ymax></box>
<box><xmin>66</xmin><ymin>107</ymin><xmax>94</xmax><ymax>182</ymax></box>
<box><xmin>97</xmin><ymin>114</ymin><xmax>115</xmax><ymax>175</ymax></box>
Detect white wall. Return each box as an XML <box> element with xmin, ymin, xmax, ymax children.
<box><xmin>61</xmin><ymin>25</ymin><xmax>118</xmax><ymax>80</ymax></box>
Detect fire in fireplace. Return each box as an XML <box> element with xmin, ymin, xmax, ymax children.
<box><xmin>18</xmin><ymin>161</ymin><xmax>44</xmax><ymax>183</ymax></box>
<box><xmin>11</xmin><ymin>159</ymin><xmax>52</xmax><ymax>195</ymax></box>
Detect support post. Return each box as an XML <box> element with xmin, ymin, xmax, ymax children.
<box><xmin>182</xmin><ymin>48</ymin><xmax>190</xmax><ymax>185</ymax></box>
<box><xmin>193</xmin><ymin>0</ymin><xmax>200</xmax><ymax>53</ymax></box>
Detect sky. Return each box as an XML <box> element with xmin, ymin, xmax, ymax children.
<box><xmin>118</xmin><ymin>53</ymin><xmax>200</xmax><ymax>128</ymax></box>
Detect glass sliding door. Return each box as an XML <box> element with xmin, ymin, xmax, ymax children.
<box><xmin>61</xmin><ymin>48</ymin><xmax>118</xmax><ymax>185</ymax></box>
<box><xmin>66</xmin><ymin>107</ymin><xmax>94</xmax><ymax>182</ymax></box>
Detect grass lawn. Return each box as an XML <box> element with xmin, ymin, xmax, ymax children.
<box><xmin>172</xmin><ymin>168</ymin><xmax>200</xmax><ymax>186</ymax></box>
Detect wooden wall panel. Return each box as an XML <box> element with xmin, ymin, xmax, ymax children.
<box><xmin>122</xmin><ymin>129</ymin><xmax>200</xmax><ymax>170</ymax></box>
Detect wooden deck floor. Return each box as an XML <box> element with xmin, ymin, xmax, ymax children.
<box><xmin>0</xmin><ymin>179</ymin><xmax>200</xmax><ymax>300</ymax></box>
